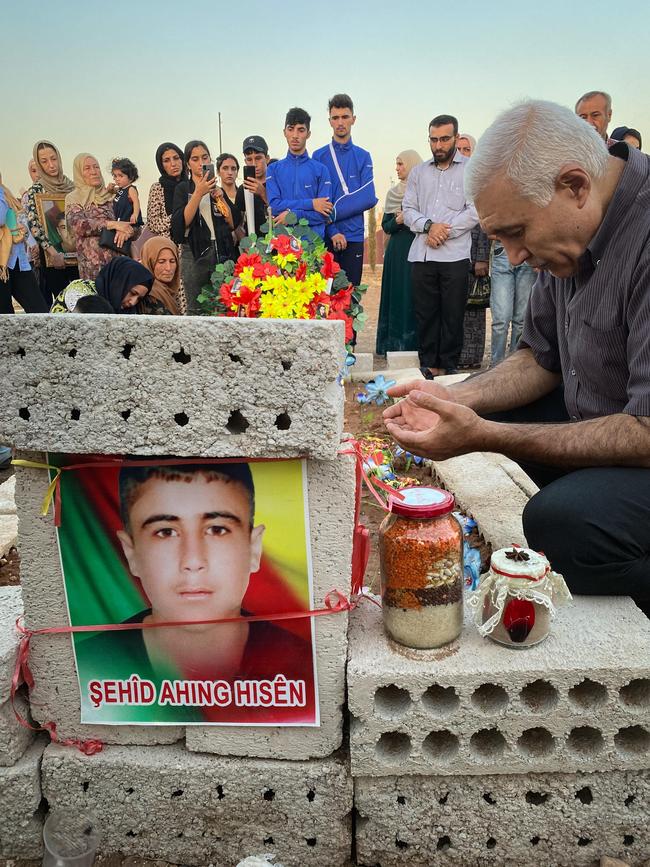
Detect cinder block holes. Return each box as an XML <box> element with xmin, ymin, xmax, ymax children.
<box><xmin>519</xmin><ymin>679</ymin><xmax>559</xmax><ymax>713</ymax></box>
<box><xmin>470</xmin><ymin>728</ymin><xmax>508</xmax><ymax>760</ymax></box>
<box><xmin>619</xmin><ymin>678</ymin><xmax>650</xmax><ymax>710</ymax></box>
<box><xmin>517</xmin><ymin>727</ymin><xmax>556</xmax><ymax>758</ymax></box>
<box><xmin>375</xmin><ymin>731</ymin><xmax>411</xmax><ymax>763</ymax></box>
<box><xmin>422</xmin><ymin>730</ymin><xmax>459</xmax><ymax>764</ymax></box>
<box><xmin>374</xmin><ymin>685</ymin><xmax>412</xmax><ymax>719</ymax></box>
<box><xmin>615</xmin><ymin>725</ymin><xmax>650</xmax><ymax>758</ymax></box>
<box><xmin>226</xmin><ymin>409</ymin><xmax>250</xmax><ymax>434</ymax></box>
<box><xmin>568</xmin><ymin>678</ymin><xmax>608</xmax><ymax>710</ymax></box>
<box><xmin>566</xmin><ymin>726</ymin><xmax>604</xmax><ymax>758</ymax></box>
<box><xmin>421</xmin><ymin>684</ymin><xmax>460</xmax><ymax>717</ymax></box>
<box><xmin>471</xmin><ymin>683</ymin><xmax>509</xmax><ymax>715</ymax></box>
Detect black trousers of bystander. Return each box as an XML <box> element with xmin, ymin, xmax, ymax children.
<box><xmin>411</xmin><ymin>259</ymin><xmax>470</xmax><ymax>370</ymax></box>
<box><xmin>331</xmin><ymin>241</ymin><xmax>365</xmax><ymax>288</ymax></box>
<box><xmin>0</xmin><ymin>265</ymin><xmax>49</xmax><ymax>314</ymax></box>
<box><xmin>483</xmin><ymin>387</ymin><xmax>650</xmax><ymax>614</ymax></box>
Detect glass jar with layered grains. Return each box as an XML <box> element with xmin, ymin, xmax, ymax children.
<box><xmin>379</xmin><ymin>487</ymin><xmax>463</xmax><ymax>649</ymax></box>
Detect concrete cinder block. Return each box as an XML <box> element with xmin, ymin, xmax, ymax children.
<box><xmin>0</xmin><ymin>475</ymin><xmax>16</xmax><ymax>514</ymax></box>
<box><xmin>16</xmin><ymin>448</ymin><xmax>356</xmax><ymax>753</ymax></box>
<box><xmin>0</xmin><ymin>586</ymin><xmax>23</xmax><ymax>703</ymax></box>
<box><xmin>431</xmin><ymin>451</ymin><xmax>532</xmax><ymax>549</ymax></box>
<box><xmin>355</xmin><ymin>768</ymin><xmax>650</xmax><ymax>866</ymax></box>
<box><xmin>0</xmin><ymin>690</ymin><xmax>34</xmax><ymax>766</ymax></box>
<box><xmin>386</xmin><ymin>351</ymin><xmax>420</xmax><ymax>370</ymax></box>
<box><xmin>347</xmin><ymin>596</ymin><xmax>650</xmax><ymax>777</ymax></box>
<box><xmin>186</xmin><ymin>449</ymin><xmax>355</xmax><ymax>758</ymax></box>
<box><xmin>0</xmin><ymin>316</ymin><xmax>345</xmax><ymax>460</ymax></box>
<box><xmin>0</xmin><ymin>513</ymin><xmax>18</xmax><ymax>559</ymax></box>
<box><xmin>41</xmin><ymin>742</ymin><xmax>353</xmax><ymax>867</ymax></box>
<box><xmin>0</xmin><ymin>738</ymin><xmax>46</xmax><ymax>859</ymax></box>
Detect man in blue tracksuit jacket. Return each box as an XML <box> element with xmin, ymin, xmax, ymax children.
<box><xmin>313</xmin><ymin>94</ymin><xmax>378</xmax><ymax>285</ymax></box>
<box><xmin>266</xmin><ymin>107</ymin><xmax>333</xmax><ymax>239</ymax></box>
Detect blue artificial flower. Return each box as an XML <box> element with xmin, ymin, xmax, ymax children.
<box><xmin>394</xmin><ymin>446</ymin><xmax>425</xmax><ymax>466</ymax></box>
<box><xmin>356</xmin><ymin>374</ymin><xmax>397</xmax><ymax>406</ymax></box>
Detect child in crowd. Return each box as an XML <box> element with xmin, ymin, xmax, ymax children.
<box><xmin>109</xmin><ymin>158</ymin><xmax>143</xmax><ymax>227</ymax></box>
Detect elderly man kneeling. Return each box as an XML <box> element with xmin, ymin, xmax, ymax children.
<box><xmin>385</xmin><ymin>99</ymin><xmax>650</xmax><ymax>616</ymax></box>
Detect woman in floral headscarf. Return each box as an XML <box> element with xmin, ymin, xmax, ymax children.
<box><xmin>65</xmin><ymin>153</ymin><xmax>134</xmax><ymax>280</ymax></box>
<box><xmin>24</xmin><ymin>140</ymin><xmax>80</xmax><ymax>304</ymax></box>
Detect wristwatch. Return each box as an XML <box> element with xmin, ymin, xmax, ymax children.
<box><xmin>423</xmin><ymin>219</ymin><xmax>433</xmax><ymax>233</ymax></box>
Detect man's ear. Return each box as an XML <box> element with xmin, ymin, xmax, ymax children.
<box><xmin>556</xmin><ymin>165</ymin><xmax>591</xmax><ymax>208</ymax></box>
<box><xmin>249</xmin><ymin>524</ymin><xmax>266</xmax><ymax>574</ymax></box>
<box><xmin>117</xmin><ymin>529</ymin><xmax>140</xmax><ymax>578</ymax></box>
<box><xmin>307</xmin><ymin>129</ymin><xmax>312</xmax><ymax>141</ymax></box>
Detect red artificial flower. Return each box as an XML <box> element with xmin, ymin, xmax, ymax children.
<box><xmin>255</xmin><ymin>261</ymin><xmax>280</xmax><ymax>279</ymax></box>
<box><xmin>219</xmin><ymin>279</ymin><xmax>236</xmax><ymax>308</ymax></box>
<box><xmin>234</xmin><ymin>253</ymin><xmax>262</xmax><ymax>275</ymax></box>
<box><xmin>327</xmin><ymin>309</ymin><xmax>354</xmax><ymax>344</ymax></box>
<box><xmin>270</xmin><ymin>234</ymin><xmax>302</xmax><ymax>258</ymax></box>
<box><xmin>329</xmin><ymin>285</ymin><xmax>354</xmax><ymax>314</ymax></box>
<box><xmin>295</xmin><ymin>261</ymin><xmax>307</xmax><ymax>281</ymax></box>
<box><xmin>320</xmin><ymin>251</ymin><xmax>341</xmax><ymax>279</ymax></box>
<box><xmin>235</xmin><ymin>285</ymin><xmax>261</xmax><ymax>317</ymax></box>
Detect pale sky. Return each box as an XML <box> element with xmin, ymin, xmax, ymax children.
<box><xmin>3</xmin><ymin>0</ymin><xmax>648</xmax><ymax>214</ymax></box>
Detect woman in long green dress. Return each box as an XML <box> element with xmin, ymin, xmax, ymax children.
<box><xmin>375</xmin><ymin>150</ymin><xmax>423</xmax><ymax>355</ymax></box>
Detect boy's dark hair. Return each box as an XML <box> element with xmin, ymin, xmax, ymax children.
<box><xmin>285</xmin><ymin>107</ymin><xmax>311</xmax><ymax>129</ymax></box>
<box><xmin>429</xmin><ymin>114</ymin><xmax>459</xmax><ymax>135</ymax></box>
<box><xmin>183</xmin><ymin>140</ymin><xmax>210</xmax><ymax>166</ymax></box>
<box><xmin>216</xmin><ymin>153</ymin><xmax>240</xmax><ymax>171</ymax></box>
<box><xmin>118</xmin><ymin>463</ymin><xmax>256</xmax><ymax>532</ymax></box>
<box><xmin>328</xmin><ymin>93</ymin><xmax>354</xmax><ymax>113</ymax></box>
<box><xmin>74</xmin><ymin>295</ymin><xmax>114</xmax><ymax>314</ymax></box>
<box><xmin>111</xmin><ymin>157</ymin><xmax>139</xmax><ymax>182</ymax></box>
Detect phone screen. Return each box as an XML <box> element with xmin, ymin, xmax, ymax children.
<box><xmin>243</xmin><ymin>166</ymin><xmax>256</xmax><ymax>180</ymax></box>
<box><xmin>202</xmin><ymin>163</ymin><xmax>215</xmax><ymax>181</ymax></box>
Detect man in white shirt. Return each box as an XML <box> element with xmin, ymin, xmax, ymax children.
<box><xmin>403</xmin><ymin>114</ymin><xmax>479</xmax><ymax>377</ymax></box>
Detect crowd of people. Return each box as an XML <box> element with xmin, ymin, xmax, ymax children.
<box><xmin>2</xmin><ymin>91</ymin><xmax>643</xmax><ymax>375</ymax></box>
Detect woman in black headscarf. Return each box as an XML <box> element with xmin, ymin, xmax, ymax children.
<box><xmin>145</xmin><ymin>143</ymin><xmax>185</xmax><ymax>239</ymax></box>
<box><xmin>95</xmin><ymin>257</ymin><xmax>153</xmax><ymax>312</ymax></box>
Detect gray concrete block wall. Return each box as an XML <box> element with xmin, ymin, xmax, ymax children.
<box><xmin>186</xmin><ymin>449</ymin><xmax>356</xmax><ymax>758</ymax></box>
<box><xmin>41</xmin><ymin>742</ymin><xmax>353</xmax><ymax>867</ymax></box>
<box><xmin>0</xmin><ymin>690</ymin><xmax>34</xmax><ymax>766</ymax></box>
<box><xmin>0</xmin><ymin>738</ymin><xmax>46</xmax><ymax>859</ymax></box>
<box><xmin>0</xmin><ymin>316</ymin><xmax>345</xmax><ymax>459</ymax></box>
<box><xmin>355</xmin><ymin>768</ymin><xmax>650</xmax><ymax>866</ymax></box>
<box><xmin>348</xmin><ymin>597</ymin><xmax>650</xmax><ymax>777</ymax></box>
<box><xmin>0</xmin><ymin>586</ymin><xmax>23</xmax><ymax>704</ymax></box>
<box><xmin>16</xmin><ymin>448</ymin><xmax>356</xmax><ymax>753</ymax></box>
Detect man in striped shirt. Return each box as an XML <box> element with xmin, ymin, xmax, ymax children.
<box><xmin>384</xmin><ymin>100</ymin><xmax>650</xmax><ymax>615</ymax></box>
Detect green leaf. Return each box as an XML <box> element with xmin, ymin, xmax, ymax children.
<box><xmin>239</xmin><ymin>237</ymin><xmax>253</xmax><ymax>251</ymax></box>
<box><xmin>284</xmin><ymin>212</ymin><xmax>298</xmax><ymax>226</ymax></box>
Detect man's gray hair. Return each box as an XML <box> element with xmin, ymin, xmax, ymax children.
<box><xmin>575</xmin><ymin>90</ymin><xmax>612</xmax><ymax>114</ymax></box>
<box><xmin>464</xmin><ymin>100</ymin><xmax>610</xmax><ymax>207</ymax></box>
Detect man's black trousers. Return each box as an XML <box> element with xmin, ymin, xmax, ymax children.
<box><xmin>411</xmin><ymin>258</ymin><xmax>469</xmax><ymax>370</ymax></box>
<box><xmin>484</xmin><ymin>388</ymin><xmax>650</xmax><ymax>614</ymax></box>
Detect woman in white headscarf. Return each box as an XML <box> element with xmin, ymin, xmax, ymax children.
<box><xmin>376</xmin><ymin>149</ymin><xmax>422</xmax><ymax>355</ymax></box>
<box><xmin>65</xmin><ymin>153</ymin><xmax>134</xmax><ymax>280</ymax></box>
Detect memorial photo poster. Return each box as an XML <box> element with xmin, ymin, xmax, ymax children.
<box><xmin>50</xmin><ymin>455</ymin><xmax>319</xmax><ymax>726</ymax></box>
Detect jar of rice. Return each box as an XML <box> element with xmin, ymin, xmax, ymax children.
<box><xmin>379</xmin><ymin>486</ymin><xmax>463</xmax><ymax>649</ymax></box>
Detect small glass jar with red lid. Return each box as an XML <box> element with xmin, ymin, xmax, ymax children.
<box><xmin>378</xmin><ymin>486</ymin><xmax>464</xmax><ymax>649</ymax></box>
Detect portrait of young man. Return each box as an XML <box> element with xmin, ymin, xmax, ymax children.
<box><xmin>56</xmin><ymin>457</ymin><xmax>318</xmax><ymax>725</ymax></box>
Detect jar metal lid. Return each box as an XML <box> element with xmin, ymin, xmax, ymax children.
<box><xmin>389</xmin><ymin>486</ymin><xmax>455</xmax><ymax>518</ymax></box>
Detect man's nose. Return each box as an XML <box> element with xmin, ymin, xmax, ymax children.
<box><xmin>180</xmin><ymin>535</ymin><xmax>207</xmax><ymax>572</ymax></box>
<box><xmin>503</xmin><ymin>240</ymin><xmax>529</xmax><ymax>267</ymax></box>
